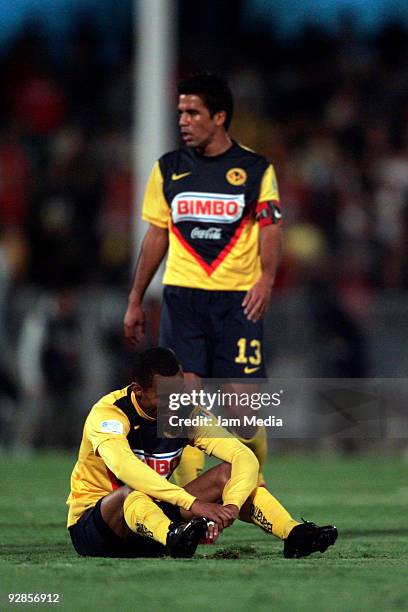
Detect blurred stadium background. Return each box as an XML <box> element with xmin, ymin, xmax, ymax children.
<box><xmin>1</xmin><ymin>0</ymin><xmax>408</xmax><ymax>453</ymax></box>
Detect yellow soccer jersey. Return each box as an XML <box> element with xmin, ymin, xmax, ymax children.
<box><xmin>141</xmin><ymin>142</ymin><xmax>281</xmax><ymax>290</ymax></box>
<box><xmin>67</xmin><ymin>386</ymin><xmax>259</xmax><ymax>527</ymax></box>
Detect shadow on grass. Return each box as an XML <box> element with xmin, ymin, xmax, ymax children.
<box><xmin>198</xmin><ymin>545</ymin><xmax>281</xmax><ymax>560</ymax></box>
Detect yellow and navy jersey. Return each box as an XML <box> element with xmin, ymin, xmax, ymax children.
<box><xmin>142</xmin><ymin>142</ymin><xmax>281</xmax><ymax>291</ymax></box>
<box><xmin>67</xmin><ymin>386</ymin><xmax>259</xmax><ymax>527</ymax></box>
<box><xmin>67</xmin><ymin>386</ymin><xmax>190</xmax><ymax>527</ymax></box>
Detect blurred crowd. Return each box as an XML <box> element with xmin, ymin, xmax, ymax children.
<box><xmin>226</xmin><ymin>18</ymin><xmax>408</xmax><ymax>302</ymax></box>
<box><xmin>0</xmin><ymin>19</ymin><xmax>133</xmax><ymax>448</ymax></box>
<box><xmin>1</xmin><ymin>12</ymin><xmax>408</xmax><ymax>449</ymax></box>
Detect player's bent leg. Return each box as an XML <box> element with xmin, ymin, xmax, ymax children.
<box><xmin>123</xmin><ymin>490</ymin><xmax>172</xmax><ymax>545</ymax></box>
<box><xmin>100</xmin><ymin>485</ymin><xmax>133</xmax><ymax>538</ymax></box>
<box><xmin>122</xmin><ymin>487</ymin><xmax>208</xmax><ymax>558</ymax></box>
<box><xmin>178</xmin><ymin>461</ymin><xmax>231</xmax><ymax>521</ymax></box>
<box><xmin>235</xmin><ymin>425</ymin><xmax>268</xmax><ymax>486</ymax></box>
<box><xmin>69</xmin><ymin>490</ymin><xmax>166</xmax><ymax>558</ymax></box>
<box><xmin>240</xmin><ymin>486</ymin><xmax>300</xmax><ymax>539</ymax></box>
<box><xmin>70</xmin><ymin>487</ymin><xmax>206</xmax><ymax>558</ymax></box>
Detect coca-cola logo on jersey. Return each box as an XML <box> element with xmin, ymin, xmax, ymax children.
<box><xmin>171</xmin><ymin>191</ymin><xmax>245</xmax><ymax>224</ymax></box>
<box><xmin>191</xmin><ymin>227</ymin><xmax>222</xmax><ymax>240</ymax></box>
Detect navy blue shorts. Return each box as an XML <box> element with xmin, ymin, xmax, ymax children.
<box><xmin>160</xmin><ymin>286</ymin><xmax>265</xmax><ymax>378</ymax></box>
<box><xmin>69</xmin><ymin>498</ymin><xmax>180</xmax><ymax>558</ymax></box>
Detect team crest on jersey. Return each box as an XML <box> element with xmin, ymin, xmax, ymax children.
<box><xmin>226</xmin><ymin>167</ymin><xmax>247</xmax><ymax>186</ymax></box>
<box><xmin>171</xmin><ymin>192</ymin><xmax>245</xmax><ymax>224</ymax></box>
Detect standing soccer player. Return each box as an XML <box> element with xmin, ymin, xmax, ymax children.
<box><xmin>124</xmin><ymin>74</ymin><xmax>283</xmax><ymax>485</ymax></box>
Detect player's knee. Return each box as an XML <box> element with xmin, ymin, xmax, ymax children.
<box><xmin>120</xmin><ymin>486</ymin><xmax>133</xmax><ymax>502</ymax></box>
<box><xmin>217</xmin><ymin>462</ymin><xmax>231</xmax><ymax>487</ymax></box>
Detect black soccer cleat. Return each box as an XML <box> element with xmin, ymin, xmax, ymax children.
<box><xmin>166</xmin><ymin>518</ymin><xmax>208</xmax><ymax>558</ymax></box>
<box><xmin>283</xmin><ymin>520</ymin><xmax>338</xmax><ymax>559</ymax></box>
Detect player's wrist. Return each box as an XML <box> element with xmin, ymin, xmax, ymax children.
<box><xmin>223</xmin><ymin>504</ymin><xmax>240</xmax><ymax>520</ymax></box>
<box><xmin>260</xmin><ymin>271</ymin><xmax>276</xmax><ymax>285</ymax></box>
<box><xmin>223</xmin><ymin>503</ymin><xmax>239</xmax><ymax>510</ymax></box>
<box><xmin>190</xmin><ymin>499</ymin><xmax>203</xmax><ymax>512</ymax></box>
<box><xmin>261</xmin><ymin>270</ymin><xmax>276</xmax><ymax>283</ymax></box>
<box><xmin>128</xmin><ymin>292</ymin><xmax>143</xmax><ymax>307</ymax></box>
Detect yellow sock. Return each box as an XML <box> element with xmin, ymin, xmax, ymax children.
<box><xmin>241</xmin><ymin>486</ymin><xmax>300</xmax><ymax>539</ymax></box>
<box><xmin>123</xmin><ymin>491</ymin><xmax>171</xmax><ymax>545</ymax></box>
<box><xmin>236</xmin><ymin>426</ymin><xmax>268</xmax><ymax>486</ymax></box>
<box><xmin>173</xmin><ymin>445</ymin><xmax>205</xmax><ymax>487</ymax></box>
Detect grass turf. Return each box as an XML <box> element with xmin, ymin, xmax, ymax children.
<box><xmin>1</xmin><ymin>452</ymin><xmax>407</xmax><ymax>611</ymax></box>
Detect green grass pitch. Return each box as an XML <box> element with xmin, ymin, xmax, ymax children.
<box><xmin>1</xmin><ymin>452</ymin><xmax>407</xmax><ymax>611</ymax></box>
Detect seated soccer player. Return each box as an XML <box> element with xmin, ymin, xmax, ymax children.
<box><xmin>67</xmin><ymin>347</ymin><xmax>338</xmax><ymax>558</ymax></box>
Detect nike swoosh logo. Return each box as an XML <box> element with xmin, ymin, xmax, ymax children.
<box><xmin>172</xmin><ymin>172</ymin><xmax>191</xmax><ymax>181</ymax></box>
<box><xmin>244</xmin><ymin>366</ymin><xmax>261</xmax><ymax>374</ymax></box>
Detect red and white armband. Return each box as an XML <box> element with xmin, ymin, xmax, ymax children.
<box><xmin>255</xmin><ymin>201</ymin><xmax>283</xmax><ymax>228</ymax></box>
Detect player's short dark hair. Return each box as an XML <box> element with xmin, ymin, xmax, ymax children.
<box><xmin>133</xmin><ymin>347</ymin><xmax>180</xmax><ymax>389</ymax></box>
<box><xmin>178</xmin><ymin>73</ymin><xmax>234</xmax><ymax>130</ymax></box>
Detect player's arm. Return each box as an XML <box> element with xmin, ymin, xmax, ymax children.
<box><xmin>87</xmin><ymin>405</ymin><xmax>196</xmax><ymax>510</ymax></box>
<box><xmin>97</xmin><ymin>437</ymin><xmax>196</xmax><ymax>510</ymax></box>
<box><xmin>243</xmin><ymin>224</ymin><xmax>282</xmax><ymax>322</ymax></box>
<box><xmin>192</xmin><ymin>411</ymin><xmax>259</xmax><ymax>518</ymax></box>
<box><xmin>124</xmin><ymin>161</ymin><xmax>170</xmax><ymax>344</ymax></box>
<box><xmin>124</xmin><ymin>224</ymin><xmax>168</xmax><ymax>343</ymax></box>
<box><xmin>243</xmin><ymin>164</ymin><xmax>283</xmax><ymax>323</ymax></box>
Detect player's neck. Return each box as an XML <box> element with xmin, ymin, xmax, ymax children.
<box><xmin>131</xmin><ymin>387</ymin><xmax>157</xmax><ymax>420</ymax></box>
<box><xmin>197</xmin><ymin>132</ymin><xmax>232</xmax><ymax>157</ymax></box>
<box><xmin>137</xmin><ymin>399</ymin><xmax>157</xmax><ymax>420</ymax></box>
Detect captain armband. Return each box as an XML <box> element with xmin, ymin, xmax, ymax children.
<box><xmin>255</xmin><ymin>201</ymin><xmax>283</xmax><ymax>228</ymax></box>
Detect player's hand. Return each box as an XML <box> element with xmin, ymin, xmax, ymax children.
<box><xmin>124</xmin><ymin>303</ymin><xmax>145</xmax><ymax>344</ymax></box>
<box><xmin>223</xmin><ymin>504</ymin><xmax>240</xmax><ymax>524</ymax></box>
<box><xmin>190</xmin><ymin>500</ymin><xmax>235</xmax><ymax>530</ymax></box>
<box><xmin>242</xmin><ymin>274</ymin><xmax>274</xmax><ymax>322</ymax></box>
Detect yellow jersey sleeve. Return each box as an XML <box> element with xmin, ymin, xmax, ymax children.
<box><xmin>86</xmin><ymin>404</ymin><xmax>131</xmax><ymax>451</ymax></box>
<box><xmin>192</xmin><ymin>409</ymin><xmax>259</xmax><ymax>509</ymax></box>
<box><xmin>258</xmin><ymin>164</ymin><xmax>280</xmax><ymax>203</ymax></box>
<box><xmin>97</xmin><ymin>438</ymin><xmax>196</xmax><ymax>510</ymax></box>
<box><xmin>141</xmin><ymin>161</ymin><xmax>170</xmax><ymax>229</ymax></box>
<box><xmin>86</xmin><ymin>402</ymin><xmax>195</xmax><ymax>510</ymax></box>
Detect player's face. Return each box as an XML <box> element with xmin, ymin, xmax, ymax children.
<box><xmin>140</xmin><ymin>371</ymin><xmax>185</xmax><ymax>417</ymax></box>
<box><xmin>178</xmin><ymin>94</ymin><xmax>225</xmax><ymax>151</ymax></box>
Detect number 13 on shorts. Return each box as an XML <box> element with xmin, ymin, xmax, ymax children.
<box><xmin>234</xmin><ymin>338</ymin><xmax>262</xmax><ymax>374</ymax></box>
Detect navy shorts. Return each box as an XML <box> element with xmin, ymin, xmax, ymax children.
<box><xmin>69</xmin><ymin>498</ymin><xmax>180</xmax><ymax>558</ymax></box>
<box><xmin>160</xmin><ymin>286</ymin><xmax>265</xmax><ymax>378</ymax></box>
